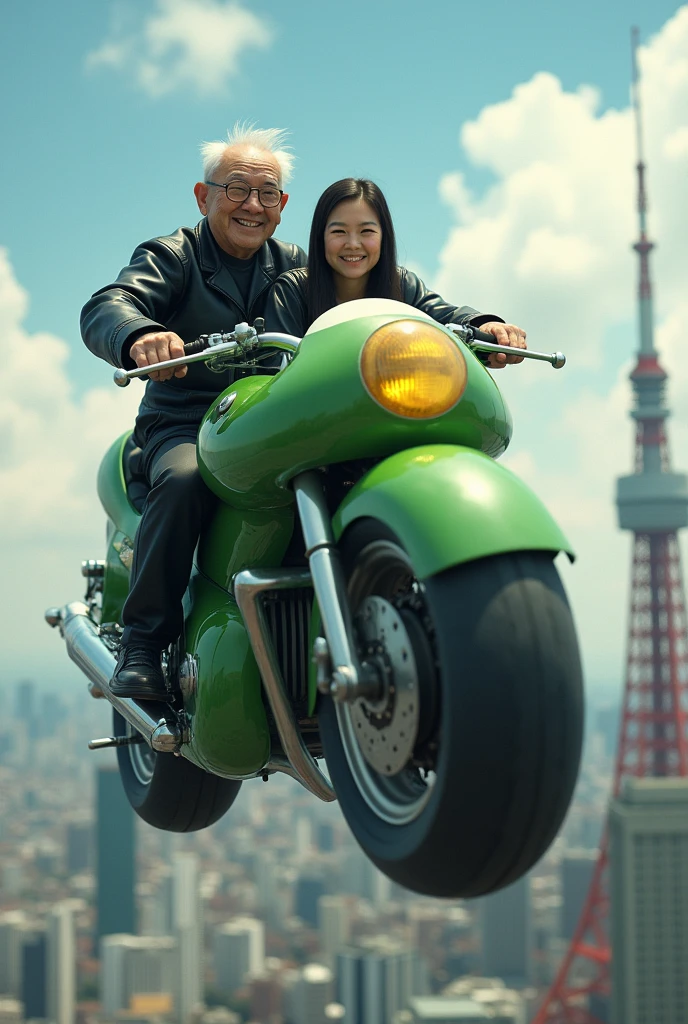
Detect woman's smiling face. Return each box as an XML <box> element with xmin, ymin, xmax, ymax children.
<box><xmin>324</xmin><ymin>197</ymin><xmax>382</xmax><ymax>281</ymax></box>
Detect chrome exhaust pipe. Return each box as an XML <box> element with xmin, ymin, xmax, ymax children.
<box><xmin>46</xmin><ymin>602</ymin><xmax>181</xmax><ymax>753</ymax></box>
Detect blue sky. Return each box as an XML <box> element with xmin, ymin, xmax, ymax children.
<box><xmin>1</xmin><ymin>0</ymin><xmax>681</xmax><ymax>388</ymax></box>
<box><xmin>1</xmin><ymin>0</ymin><xmax>687</xmax><ymax>693</ymax></box>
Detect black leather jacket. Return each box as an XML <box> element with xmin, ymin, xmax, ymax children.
<box><xmin>263</xmin><ymin>266</ymin><xmax>503</xmax><ymax>337</ymax></box>
<box><xmin>81</xmin><ymin>218</ymin><xmax>306</xmax><ymax>464</ymax></box>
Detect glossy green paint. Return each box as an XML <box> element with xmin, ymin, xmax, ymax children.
<box><xmin>97</xmin><ymin>432</ymin><xmax>140</xmax><ymax>624</ymax></box>
<box><xmin>332</xmin><ymin>444</ymin><xmax>574</xmax><ymax>580</ymax></box>
<box><xmin>182</xmin><ymin>571</ymin><xmax>270</xmax><ymax>778</ymax></box>
<box><xmin>198</xmin><ymin>315</ymin><xmax>512</xmax><ymax>509</ymax></box>
<box><xmin>95</xmin><ymin>438</ymin><xmax>272</xmax><ymax>778</ymax></box>
<box><xmin>197</xmin><ymin>501</ymin><xmax>294</xmax><ymax>592</ymax></box>
<box><xmin>98</xmin><ymin>432</ymin><xmax>140</xmax><ymax>540</ymax></box>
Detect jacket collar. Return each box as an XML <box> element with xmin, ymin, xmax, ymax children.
<box><xmin>196</xmin><ymin>218</ymin><xmax>275</xmax><ymax>315</ymax></box>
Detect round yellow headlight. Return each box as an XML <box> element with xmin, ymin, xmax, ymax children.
<box><xmin>360</xmin><ymin>320</ymin><xmax>467</xmax><ymax>419</ymax></box>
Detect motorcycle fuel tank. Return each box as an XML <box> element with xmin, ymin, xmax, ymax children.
<box><xmin>197</xmin><ymin>308</ymin><xmax>512</xmax><ymax>510</ymax></box>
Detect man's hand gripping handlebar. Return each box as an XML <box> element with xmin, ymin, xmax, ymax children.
<box><xmin>113</xmin><ymin>322</ymin><xmax>302</xmax><ymax>387</ymax></box>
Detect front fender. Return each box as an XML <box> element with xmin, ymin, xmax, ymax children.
<box><xmin>332</xmin><ymin>444</ymin><xmax>573</xmax><ymax>578</ymax></box>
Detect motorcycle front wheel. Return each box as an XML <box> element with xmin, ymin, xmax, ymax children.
<box><xmin>318</xmin><ymin>519</ymin><xmax>583</xmax><ymax>898</ymax></box>
<box><xmin>113</xmin><ymin>710</ymin><xmax>242</xmax><ymax>832</ymax></box>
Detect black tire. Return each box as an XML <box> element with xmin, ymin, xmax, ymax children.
<box><xmin>319</xmin><ymin>519</ymin><xmax>584</xmax><ymax>898</ymax></box>
<box><xmin>113</xmin><ymin>710</ymin><xmax>242</xmax><ymax>832</ymax></box>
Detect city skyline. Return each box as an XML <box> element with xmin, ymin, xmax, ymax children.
<box><xmin>0</xmin><ymin>680</ymin><xmax>618</xmax><ymax>1024</ymax></box>
<box><xmin>1</xmin><ymin>2</ymin><xmax>688</xmax><ymax>696</ymax></box>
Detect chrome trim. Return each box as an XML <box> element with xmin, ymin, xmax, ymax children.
<box><xmin>45</xmin><ymin>608</ymin><xmax>62</xmax><ymax>628</ymax></box>
<box><xmin>88</xmin><ymin>734</ymin><xmax>144</xmax><ymax>750</ymax></box>
<box><xmin>217</xmin><ymin>392</ymin><xmax>237</xmax><ymax>416</ymax></box>
<box><xmin>113</xmin><ymin>537</ymin><xmax>134</xmax><ymax>570</ymax></box>
<box><xmin>446</xmin><ymin>324</ymin><xmax>565</xmax><ymax>369</ymax></box>
<box><xmin>51</xmin><ymin>602</ymin><xmax>183</xmax><ymax>753</ymax></box>
<box><xmin>469</xmin><ymin>339</ymin><xmax>566</xmax><ymax>369</ymax></box>
<box><xmin>114</xmin><ymin>341</ymin><xmax>240</xmax><ymax>386</ymax></box>
<box><xmin>81</xmin><ymin>560</ymin><xmax>105</xmax><ymax>579</ymax></box>
<box><xmin>178</xmin><ymin>653</ymin><xmax>198</xmax><ymax>701</ymax></box>
<box><xmin>292</xmin><ymin>472</ymin><xmax>380</xmax><ymax>704</ymax></box>
<box><xmin>233</xmin><ymin>568</ymin><xmax>336</xmax><ymax>803</ymax></box>
<box><xmin>264</xmin><ymin>755</ymin><xmax>331</xmax><ymax>794</ymax></box>
<box><xmin>113</xmin><ymin>329</ymin><xmax>301</xmax><ymax>386</ymax></box>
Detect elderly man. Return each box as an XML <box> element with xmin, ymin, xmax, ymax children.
<box><xmin>81</xmin><ymin>124</ymin><xmax>306</xmax><ymax>700</ymax></box>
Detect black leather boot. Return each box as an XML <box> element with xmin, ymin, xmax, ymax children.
<box><xmin>110</xmin><ymin>643</ymin><xmax>168</xmax><ymax>701</ymax></box>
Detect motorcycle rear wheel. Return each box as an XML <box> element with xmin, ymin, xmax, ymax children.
<box><xmin>113</xmin><ymin>710</ymin><xmax>242</xmax><ymax>832</ymax></box>
<box><xmin>318</xmin><ymin>519</ymin><xmax>583</xmax><ymax>898</ymax></box>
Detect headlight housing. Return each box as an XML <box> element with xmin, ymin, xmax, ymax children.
<box><xmin>359</xmin><ymin>320</ymin><xmax>467</xmax><ymax>419</ymax></box>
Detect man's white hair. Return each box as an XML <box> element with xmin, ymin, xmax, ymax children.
<box><xmin>200</xmin><ymin>122</ymin><xmax>295</xmax><ymax>185</ymax></box>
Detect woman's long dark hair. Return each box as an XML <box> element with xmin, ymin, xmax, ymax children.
<box><xmin>306</xmin><ymin>178</ymin><xmax>401</xmax><ymax>324</ymax></box>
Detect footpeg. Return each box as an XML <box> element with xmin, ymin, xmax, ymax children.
<box><xmin>88</xmin><ymin>734</ymin><xmax>144</xmax><ymax>750</ymax></box>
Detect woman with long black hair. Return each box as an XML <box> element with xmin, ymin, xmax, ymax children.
<box><xmin>264</xmin><ymin>177</ymin><xmax>526</xmax><ymax>368</ymax></box>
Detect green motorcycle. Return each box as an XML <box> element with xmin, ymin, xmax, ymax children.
<box><xmin>47</xmin><ymin>297</ymin><xmax>583</xmax><ymax>898</ymax></box>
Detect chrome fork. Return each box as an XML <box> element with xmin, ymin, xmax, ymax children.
<box><xmin>292</xmin><ymin>471</ymin><xmax>382</xmax><ymax>705</ymax></box>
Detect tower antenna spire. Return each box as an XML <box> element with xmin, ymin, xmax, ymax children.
<box><xmin>631</xmin><ymin>26</ymin><xmax>645</xmax><ymax>191</ymax></box>
<box><xmin>532</xmin><ymin>26</ymin><xmax>688</xmax><ymax>1023</ymax></box>
<box><xmin>630</xmin><ymin>25</ymin><xmax>655</xmax><ymax>355</ymax></box>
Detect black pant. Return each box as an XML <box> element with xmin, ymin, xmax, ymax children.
<box><xmin>121</xmin><ymin>440</ymin><xmax>217</xmax><ymax>647</ymax></box>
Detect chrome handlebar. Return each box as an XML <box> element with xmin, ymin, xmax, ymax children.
<box><xmin>447</xmin><ymin>324</ymin><xmax>566</xmax><ymax>369</ymax></box>
<box><xmin>112</xmin><ymin>320</ymin><xmax>566</xmax><ymax>388</ymax></box>
<box><xmin>113</xmin><ymin>324</ymin><xmax>302</xmax><ymax>387</ymax></box>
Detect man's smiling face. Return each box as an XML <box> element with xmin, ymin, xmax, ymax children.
<box><xmin>194</xmin><ymin>144</ymin><xmax>288</xmax><ymax>259</ymax></box>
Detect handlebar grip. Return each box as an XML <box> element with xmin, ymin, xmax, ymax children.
<box><xmin>471</xmin><ymin>328</ymin><xmax>497</xmax><ymax>344</ymax></box>
<box><xmin>183</xmin><ymin>336</ymin><xmax>208</xmax><ymax>356</ymax></box>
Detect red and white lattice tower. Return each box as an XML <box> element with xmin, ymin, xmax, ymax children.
<box><xmin>532</xmin><ymin>28</ymin><xmax>688</xmax><ymax>1024</ymax></box>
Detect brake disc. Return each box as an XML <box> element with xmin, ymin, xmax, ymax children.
<box><xmin>350</xmin><ymin>595</ymin><xmax>420</xmax><ymax>776</ymax></box>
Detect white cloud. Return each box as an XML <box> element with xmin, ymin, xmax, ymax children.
<box><xmin>436</xmin><ymin>7</ymin><xmax>688</xmax><ymax>687</ymax></box>
<box><xmin>0</xmin><ymin>249</ymin><xmax>140</xmax><ymax>539</ymax></box>
<box><xmin>86</xmin><ymin>0</ymin><xmax>273</xmax><ymax>98</ymax></box>
<box><xmin>0</xmin><ymin>250</ymin><xmax>140</xmax><ymax>684</ymax></box>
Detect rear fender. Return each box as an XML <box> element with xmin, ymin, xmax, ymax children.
<box><xmin>97</xmin><ymin>433</ymin><xmax>140</xmax><ymax>625</ymax></box>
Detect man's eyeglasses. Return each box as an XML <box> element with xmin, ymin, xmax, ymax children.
<box><xmin>204</xmin><ymin>181</ymin><xmax>284</xmax><ymax>208</ymax></box>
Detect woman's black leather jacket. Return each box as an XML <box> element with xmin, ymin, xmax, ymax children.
<box><xmin>262</xmin><ymin>266</ymin><xmax>503</xmax><ymax>337</ymax></box>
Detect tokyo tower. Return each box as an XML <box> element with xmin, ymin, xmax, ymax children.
<box><xmin>532</xmin><ymin>28</ymin><xmax>688</xmax><ymax>1024</ymax></box>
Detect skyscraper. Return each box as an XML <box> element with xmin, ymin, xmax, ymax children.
<box><xmin>560</xmin><ymin>850</ymin><xmax>597</xmax><ymax>942</ymax></box>
<box><xmin>0</xmin><ymin>912</ymin><xmax>29</xmax><ymax>998</ymax></box>
<box><xmin>253</xmin><ymin>850</ymin><xmax>282</xmax><ymax>928</ymax></box>
<box><xmin>609</xmin><ymin>777</ymin><xmax>688</xmax><ymax>1024</ymax></box>
<box><xmin>66</xmin><ymin>819</ymin><xmax>93</xmax><ymax>876</ymax></box>
<box><xmin>318</xmin><ymin>895</ymin><xmax>350</xmax><ymax>969</ymax></box>
<box><xmin>213</xmin><ymin>917</ymin><xmax>265</xmax><ymax>998</ymax></box>
<box><xmin>21</xmin><ymin>929</ymin><xmax>47</xmax><ymax>1020</ymax></box>
<box><xmin>171</xmin><ymin>852</ymin><xmax>203</xmax><ymax>1023</ymax></box>
<box><xmin>295</xmin><ymin>872</ymin><xmax>326</xmax><ymax>929</ymax></box>
<box><xmin>337</xmin><ymin>939</ymin><xmax>428</xmax><ymax>1024</ymax></box>
<box><xmin>480</xmin><ymin>875</ymin><xmax>531</xmax><ymax>986</ymax></box>
<box><xmin>46</xmin><ymin>902</ymin><xmax>76</xmax><ymax>1024</ymax></box>
<box><xmin>285</xmin><ymin>963</ymin><xmax>334</xmax><ymax>1024</ymax></box>
<box><xmin>101</xmin><ymin>935</ymin><xmax>177</xmax><ymax>1018</ymax></box>
<box><xmin>96</xmin><ymin>767</ymin><xmax>136</xmax><ymax>939</ymax></box>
